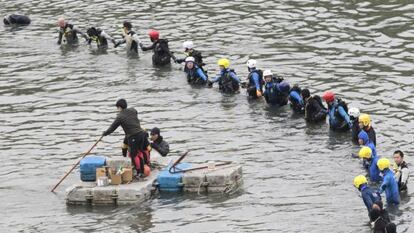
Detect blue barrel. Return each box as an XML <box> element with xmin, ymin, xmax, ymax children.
<box><xmin>79</xmin><ymin>155</ymin><xmax>106</xmax><ymax>181</ymax></box>
<box><xmin>157</xmin><ymin>163</ymin><xmax>192</xmax><ymax>192</ymax></box>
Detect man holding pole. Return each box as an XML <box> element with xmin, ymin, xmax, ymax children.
<box><xmin>102</xmin><ymin>99</ymin><xmax>150</xmax><ymax>177</ymax></box>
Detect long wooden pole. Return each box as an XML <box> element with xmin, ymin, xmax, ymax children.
<box><xmin>51</xmin><ymin>135</ymin><xmax>103</xmax><ymax>192</ymax></box>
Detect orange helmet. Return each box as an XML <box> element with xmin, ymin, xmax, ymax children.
<box><xmin>148</xmin><ymin>29</ymin><xmax>159</xmax><ymax>41</ymax></box>
<box><xmin>322</xmin><ymin>91</ymin><xmax>335</xmax><ymax>103</ymax></box>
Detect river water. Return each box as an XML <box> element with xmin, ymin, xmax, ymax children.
<box><xmin>1</xmin><ymin>0</ymin><xmax>413</xmax><ymax>232</ymax></box>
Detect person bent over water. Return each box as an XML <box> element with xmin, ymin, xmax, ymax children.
<box><xmin>150</xmin><ymin>127</ymin><xmax>170</xmax><ymax>157</ymax></box>
<box><xmin>3</xmin><ymin>14</ymin><xmax>31</xmax><ymax>25</ymax></box>
<box><xmin>208</xmin><ymin>59</ymin><xmax>240</xmax><ymax>94</ymax></box>
<box><xmin>353</xmin><ymin>175</ymin><xmax>381</xmax><ymax>214</ymax></box>
<box><xmin>322</xmin><ymin>91</ymin><xmax>352</xmax><ymax>131</ymax></box>
<box><xmin>102</xmin><ymin>99</ymin><xmax>150</xmax><ymax>177</ymax></box>
<box><xmin>176</xmin><ymin>41</ymin><xmax>204</xmax><ymax>69</ymax></box>
<box><xmin>301</xmin><ymin>89</ymin><xmax>327</xmax><ymax>122</ymax></box>
<box><xmin>359</xmin><ymin>146</ymin><xmax>381</xmax><ymax>183</ymax></box>
<box><xmin>358</xmin><ymin>130</ymin><xmax>377</xmax><ymax>158</ymax></box>
<box><xmin>140</xmin><ymin>29</ymin><xmax>176</xmax><ymax>66</ymax></box>
<box><xmin>245</xmin><ymin>59</ymin><xmax>264</xmax><ymax>99</ymax></box>
<box><xmin>57</xmin><ymin>18</ymin><xmax>87</xmax><ymax>45</ymax></box>
<box><xmin>393</xmin><ymin>150</ymin><xmax>409</xmax><ymax>192</ymax></box>
<box><xmin>377</xmin><ymin>158</ymin><xmax>400</xmax><ymax>206</ymax></box>
<box><xmin>86</xmin><ymin>27</ymin><xmax>116</xmax><ymax>49</ymax></box>
<box><xmin>262</xmin><ymin>70</ymin><xmax>290</xmax><ymax>106</ymax></box>
<box><xmin>114</xmin><ymin>21</ymin><xmax>141</xmax><ymax>56</ymax></box>
<box><xmin>289</xmin><ymin>85</ymin><xmax>304</xmax><ymax>113</ymax></box>
<box><xmin>184</xmin><ymin>57</ymin><xmax>208</xmax><ymax>85</ymax></box>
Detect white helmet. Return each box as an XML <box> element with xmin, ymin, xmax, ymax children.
<box><xmin>185</xmin><ymin>56</ymin><xmax>195</xmax><ymax>63</ymax></box>
<box><xmin>183</xmin><ymin>41</ymin><xmax>193</xmax><ymax>50</ymax></box>
<box><xmin>263</xmin><ymin>69</ymin><xmax>273</xmax><ymax>77</ymax></box>
<box><xmin>246</xmin><ymin>59</ymin><xmax>257</xmax><ymax>69</ymax></box>
<box><xmin>348</xmin><ymin>107</ymin><xmax>360</xmax><ymax>118</ymax></box>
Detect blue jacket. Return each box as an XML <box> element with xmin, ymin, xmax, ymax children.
<box><xmin>186</xmin><ymin>65</ymin><xmax>207</xmax><ymax>82</ymax></box>
<box><xmin>369</xmin><ymin>156</ymin><xmax>382</xmax><ymax>182</ymax></box>
<box><xmin>360</xmin><ymin>184</ymin><xmax>381</xmax><ymax>213</ymax></box>
<box><xmin>289</xmin><ymin>91</ymin><xmax>304</xmax><ymax>108</ymax></box>
<box><xmin>327</xmin><ymin>100</ymin><xmax>351</xmax><ymax>128</ymax></box>
<box><xmin>248</xmin><ymin>69</ymin><xmax>261</xmax><ymax>91</ymax></box>
<box><xmin>358</xmin><ymin>130</ymin><xmax>377</xmax><ymax>158</ymax></box>
<box><xmin>379</xmin><ymin>169</ymin><xmax>400</xmax><ymax>206</ymax></box>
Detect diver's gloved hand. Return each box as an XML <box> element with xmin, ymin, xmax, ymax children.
<box><xmin>256</xmin><ymin>90</ymin><xmax>262</xmax><ymax>97</ymax></box>
<box><xmin>207</xmin><ymin>80</ymin><xmax>213</xmax><ymax>87</ymax></box>
<box><xmin>114</xmin><ymin>41</ymin><xmax>121</xmax><ymax>48</ymax></box>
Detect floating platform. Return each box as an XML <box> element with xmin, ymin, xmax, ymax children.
<box><xmin>66</xmin><ymin>153</ymin><xmax>242</xmax><ymax>205</ymax></box>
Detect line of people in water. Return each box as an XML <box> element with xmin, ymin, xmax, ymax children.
<box><xmin>6</xmin><ymin>14</ymin><xmax>410</xmax><ymax>232</ymax></box>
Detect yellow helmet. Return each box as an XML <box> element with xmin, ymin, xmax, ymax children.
<box><xmin>359</xmin><ymin>113</ymin><xmax>371</xmax><ymax>127</ymax></box>
<box><xmin>377</xmin><ymin>158</ymin><xmax>390</xmax><ymax>171</ymax></box>
<box><xmin>358</xmin><ymin>146</ymin><xmax>372</xmax><ymax>159</ymax></box>
<box><xmin>217</xmin><ymin>58</ymin><xmax>230</xmax><ymax>69</ymax></box>
<box><xmin>353</xmin><ymin>175</ymin><xmax>368</xmax><ymax>189</ymax></box>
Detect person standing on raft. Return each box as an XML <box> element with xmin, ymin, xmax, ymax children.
<box><xmin>102</xmin><ymin>99</ymin><xmax>150</xmax><ymax>177</ymax></box>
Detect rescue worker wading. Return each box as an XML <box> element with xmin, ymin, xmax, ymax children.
<box><xmin>140</xmin><ymin>29</ymin><xmax>177</xmax><ymax>66</ymax></box>
<box><xmin>208</xmin><ymin>58</ymin><xmax>240</xmax><ymax>94</ymax></box>
<box><xmin>102</xmin><ymin>99</ymin><xmax>150</xmax><ymax>177</ymax></box>
<box><xmin>348</xmin><ymin>107</ymin><xmax>361</xmax><ymax>144</ymax></box>
<box><xmin>353</xmin><ymin>175</ymin><xmax>381</xmax><ymax>214</ymax></box>
<box><xmin>322</xmin><ymin>91</ymin><xmax>352</xmax><ymax>131</ymax></box>
<box><xmin>393</xmin><ymin>150</ymin><xmax>409</xmax><ymax>192</ymax></box>
<box><xmin>184</xmin><ymin>56</ymin><xmax>208</xmax><ymax>85</ymax></box>
<box><xmin>263</xmin><ymin>70</ymin><xmax>290</xmax><ymax>106</ymax></box>
<box><xmin>245</xmin><ymin>59</ymin><xmax>264</xmax><ymax>99</ymax></box>
<box><xmin>57</xmin><ymin>17</ymin><xmax>88</xmax><ymax>45</ymax></box>
<box><xmin>115</xmin><ymin>21</ymin><xmax>141</xmax><ymax>56</ymax></box>
<box><xmin>377</xmin><ymin>158</ymin><xmax>400</xmax><ymax>206</ymax></box>
<box><xmin>301</xmin><ymin>88</ymin><xmax>327</xmax><ymax>122</ymax></box>
<box><xmin>358</xmin><ymin>146</ymin><xmax>381</xmax><ymax>183</ymax></box>
<box><xmin>86</xmin><ymin>27</ymin><xmax>116</xmax><ymax>49</ymax></box>
<box><xmin>176</xmin><ymin>41</ymin><xmax>204</xmax><ymax>69</ymax></box>
<box><xmin>359</xmin><ymin>113</ymin><xmax>377</xmax><ymax>146</ymax></box>
<box><xmin>150</xmin><ymin>127</ymin><xmax>170</xmax><ymax>157</ymax></box>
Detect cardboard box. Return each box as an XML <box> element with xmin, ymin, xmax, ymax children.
<box><xmin>96</xmin><ymin>167</ymin><xmax>107</xmax><ymax>180</ymax></box>
<box><xmin>122</xmin><ymin>167</ymin><xmax>133</xmax><ymax>183</ymax></box>
<box><xmin>109</xmin><ymin>169</ymin><xmax>122</xmax><ymax>185</ymax></box>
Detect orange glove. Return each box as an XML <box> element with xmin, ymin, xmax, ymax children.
<box><xmin>256</xmin><ymin>90</ymin><xmax>262</xmax><ymax>97</ymax></box>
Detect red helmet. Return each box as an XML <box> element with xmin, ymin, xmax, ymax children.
<box><xmin>148</xmin><ymin>29</ymin><xmax>159</xmax><ymax>41</ymax></box>
<box><xmin>322</xmin><ymin>91</ymin><xmax>335</xmax><ymax>103</ymax></box>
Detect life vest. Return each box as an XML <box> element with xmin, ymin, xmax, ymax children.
<box><xmin>397</xmin><ymin>161</ymin><xmax>409</xmax><ymax>191</ymax></box>
<box><xmin>125</xmin><ymin>31</ymin><xmax>138</xmax><ymax>53</ymax></box>
<box><xmin>90</xmin><ymin>29</ymin><xmax>108</xmax><ymax>47</ymax></box>
<box><xmin>264</xmin><ymin>78</ymin><xmax>289</xmax><ymax>105</ymax></box>
<box><xmin>186</xmin><ymin>67</ymin><xmax>207</xmax><ymax>85</ymax></box>
<box><xmin>219</xmin><ymin>69</ymin><xmax>239</xmax><ymax>93</ymax></box>
<box><xmin>246</xmin><ymin>69</ymin><xmax>264</xmax><ymax>97</ymax></box>
<box><xmin>62</xmin><ymin>24</ymin><xmax>78</xmax><ymax>44</ymax></box>
<box><xmin>330</xmin><ymin>98</ymin><xmax>349</xmax><ymax>130</ymax></box>
<box><xmin>153</xmin><ymin>39</ymin><xmax>171</xmax><ymax>65</ymax></box>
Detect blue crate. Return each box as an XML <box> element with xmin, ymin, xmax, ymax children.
<box><xmin>79</xmin><ymin>155</ymin><xmax>106</xmax><ymax>181</ymax></box>
<box><xmin>157</xmin><ymin>163</ymin><xmax>192</xmax><ymax>192</ymax></box>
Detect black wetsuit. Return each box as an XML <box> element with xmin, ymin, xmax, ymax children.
<box><xmin>304</xmin><ymin>96</ymin><xmax>327</xmax><ymax>123</ymax></box>
<box><xmin>151</xmin><ymin>136</ymin><xmax>170</xmax><ymax>157</ymax></box>
<box><xmin>3</xmin><ymin>14</ymin><xmax>31</xmax><ymax>25</ymax></box>
<box><xmin>103</xmin><ymin>108</ymin><xmax>149</xmax><ymax>173</ymax></box>
<box><xmin>141</xmin><ymin>39</ymin><xmax>176</xmax><ymax>66</ymax></box>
